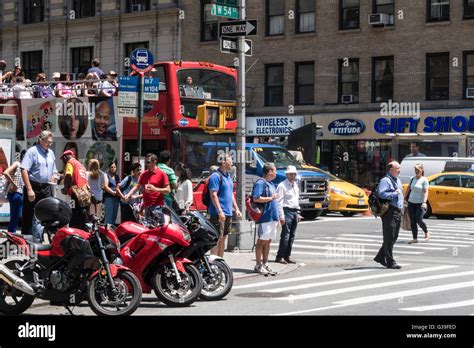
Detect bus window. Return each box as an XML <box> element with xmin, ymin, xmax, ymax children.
<box><xmin>150</xmin><ymin>65</ymin><xmax>167</xmax><ymax>91</ymax></box>
<box><xmin>177</xmin><ymin>69</ymin><xmax>236</xmax><ymax>102</ymax></box>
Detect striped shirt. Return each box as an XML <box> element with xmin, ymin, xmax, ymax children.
<box><xmin>12</xmin><ymin>168</ymin><xmax>24</xmax><ymax>194</ymax></box>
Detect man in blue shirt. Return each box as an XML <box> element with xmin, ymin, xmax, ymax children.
<box><xmin>252</xmin><ymin>163</ymin><xmax>285</xmax><ymax>275</ymax></box>
<box><xmin>88</xmin><ymin>58</ymin><xmax>105</xmax><ymax>78</ymax></box>
<box><xmin>20</xmin><ymin>131</ymin><xmax>58</xmax><ymax>241</ymax></box>
<box><xmin>374</xmin><ymin>161</ymin><xmax>404</xmax><ymax>269</ymax></box>
<box><xmin>209</xmin><ymin>154</ymin><xmax>241</xmax><ymax>257</ymax></box>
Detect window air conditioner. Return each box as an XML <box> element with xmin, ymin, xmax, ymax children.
<box><xmin>466</xmin><ymin>88</ymin><xmax>474</xmax><ymax>99</ymax></box>
<box><xmin>341</xmin><ymin>95</ymin><xmax>354</xmax><ymax>104</ymax></box>
<box><xmin>132</xmin><ymin>4</ymin><xmax>145</xmax><ymax>12</ymax></box>
<box><xmin>368</xmin><ymin>13</ymin><xmax>390</xmax><ymax>25</ymax></box>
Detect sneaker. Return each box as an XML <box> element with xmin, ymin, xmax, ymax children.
<box><xmin>254</xmin><ymin>264</ymin><xmax>268</xmax><ymax>275</ymax></box>
<box><xmin>263</xmin><ymin>264</ymin><xmax>275</xmax><ymax>274</ymax></box>
<box><xmin>408</xmin><ymin>239</ymin><xmax>418</xmax><ymax>244</ymax></box>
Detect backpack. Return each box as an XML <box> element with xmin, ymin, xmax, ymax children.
<box><xmin>246</xmin><ymin>179</ymin><xmax>270</xmax><ymax>223</ymax></box>
<box><xmin>368</xmin><ymin>176</ymin><xmax>398</xmax><ymax>217</ymax></box>
<box><xmin>0</xmin><ymin>175</ymin><xmax>11</xmax><ymax>204</ymax></box>
<box><xmin>202</xmin><ymin>171</ymin><xmax>223</xmax><ymax>208</ymax></box>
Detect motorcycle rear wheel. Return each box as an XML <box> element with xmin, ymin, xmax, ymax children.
<box><xmin>152</xmin><ymin>263</ymin><xmax>202</xmax><ymax>307</ymax></box>
<box><xmin>87</xmin><ymin>270</ymin><xmax>142</xmax><ymax>316</ymax></box>
<box><xmin>199</xmin><ymin>259</ymin><xmax>233</xmax><ymax>301</ymax></box>
<box><xmin>0</xmin><ymin>261</ymin><xmax>35</xmax><ymax>315</ymax></box>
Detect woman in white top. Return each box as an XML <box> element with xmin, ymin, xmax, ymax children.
<box><xmin>404</xmin><ymin>163</ymin><xmax>430</xmax><ymax>243</ymax></box>
<box><xmin>87</xmin><ymin>159</ymin><xmax>107</xmax><ymax>217</ymax></box>
<box><xmin>174</xmin><ymin>163</ymin><xmax>193</xmax><ymax>215</ymax></box>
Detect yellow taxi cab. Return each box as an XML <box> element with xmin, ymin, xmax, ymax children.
<box><xmin>404</xmin><ymin>172</ymin><xmax>474</xmax><ymax>218</ymax></box>
<box><xmin>302</xmin><ymin>165</ymin><xmax>369</xmax><ymax>217</ymax></box>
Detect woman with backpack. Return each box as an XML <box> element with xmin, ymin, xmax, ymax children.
<box><xmin>2</xmin><ymin>150</ymin><xmax>26</xmax><ymax>233</ymax></box>
<box><xmin>174</xmin><ymin>163</ymin><xmax>193</xmax><ymax>215</ymax></box>
<box><xmin>116</xmin><ymin>162</ymin><xmax>142</xmax><ymax>223</ymax></box>
<box><xmin>405</xmin><ymin>163</ymin><xmax>430</xmax><ymax>244</ymax></box>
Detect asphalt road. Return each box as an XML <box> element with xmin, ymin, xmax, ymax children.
<box><xmin>19</xmin><ymin>214</ymin><xmax>474</xmax><ymax>317</ymax></box>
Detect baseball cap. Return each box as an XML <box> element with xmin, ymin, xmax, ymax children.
<box><xmin>108</xmin><ymin>70</ymin><xmax>117</xmax><ymax>76</ymax></box>
<box><xmin>61</xmin><ymin>150</ymin><xmax>75</xmax><ymax>160</ymax></box>
<box><xmin>52</xmin><ymin>72</ymin><xmax>60</xmax><ymax>79</ymax></box>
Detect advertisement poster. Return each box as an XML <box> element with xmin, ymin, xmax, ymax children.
<box><xmin>0</xmin><ymin>98</ymin><xmax>25</xmax><ymax>140</ymax></box>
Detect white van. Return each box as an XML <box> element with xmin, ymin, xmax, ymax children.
<box><xmin>399</xmin><ymin>157</ymin><xmax>474</xmax><ymax>184</ymax></box>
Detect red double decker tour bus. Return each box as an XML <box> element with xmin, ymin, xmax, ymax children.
<box><xmin>123</xmin><ymin>61</ymin><xmax>238</xmax><ymax>208</ymax></box>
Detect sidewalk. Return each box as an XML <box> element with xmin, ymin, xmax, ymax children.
<box><xmin>222</xmin><ymin>250</ymin><xmax>300</xmax><ymax>279</ymax></box>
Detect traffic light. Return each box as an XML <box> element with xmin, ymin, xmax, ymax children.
<box><xmin>197</xmin><ymin>101</ymin><xmax>236</xmax><ymax>133</ymax></box>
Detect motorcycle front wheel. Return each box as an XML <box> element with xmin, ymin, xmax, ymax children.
<box><xmin>199</xmin><ymin>259</ymin><xmax>233</xmax><ymax>301</ymax></box>
<box><xmin>0</xmin><ymin>261</ymin><xmax>35</xmax><ymax>315</ymax></box>
<box><xmin>87</xmin><ymin>270</ymin><xmax>142</xmax><ymax>316</ymax></box>
<box><xmin>152</xmin><ymin>263</ymin><xmax>202</xmax><ymax>307</ymax></box>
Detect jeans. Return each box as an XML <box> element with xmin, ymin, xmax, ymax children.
<box><xmin>104</xmin><ymin>196</ymin><xmax>119</xmax><ymax>225</ymax></box>
<box><xmin>22</xmin><ymin>182</ymin><xmax>52</xmax><ymax>238</ymax></box>
<box><xmin>408</xmin><ymin>202</ymin><xmax>428</xmax><ymax>240</ymax></box>
<box><xmin>7</xmin><ymin>192</ymin><xmax>23</xmax><ymax>233</ymax></box>
<box><xmin>277</xmin><ymin>209</ymin><xmax>298</xmax><ymax>259</ymax></box>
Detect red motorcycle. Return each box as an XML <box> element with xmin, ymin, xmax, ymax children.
<box><xmin>0</xmin><ymin>197</ymin><xmax>142</xmax><ymax>316</ymax></box>
<box><xmin>112</xmin><ymin>206</ymin><xmax>203</xmax><ymax>307</ymax></box>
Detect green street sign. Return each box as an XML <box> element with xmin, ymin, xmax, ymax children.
<box><xmin>211</xmin><ymin>4</ymin><xmax>239</xmax><ymax>19</ymax></box>
<box><xmin>214</xmin><ymin>0</ymin><xmax>238</xmax><ymax>6</ymax></box>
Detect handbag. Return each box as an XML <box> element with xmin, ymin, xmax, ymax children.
<box><xmin>71</xmin><ymin>185</ymin><xmax>91</xmax><ymax>208</ymax></box>
<box><xmin>402</xmin><ymin>202</ymin><xmax>411</xmax><ymax>231</ymax></box>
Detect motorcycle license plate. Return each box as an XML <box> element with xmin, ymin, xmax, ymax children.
<box><xmin>358</xmin><ymin>200</ymin><xmax>364</xmax><ymax>205</ymax></box>
<box><xmin>314</xmin><ymin>203</ymin><xmax>322</xmax><ymax>209</ymax></box>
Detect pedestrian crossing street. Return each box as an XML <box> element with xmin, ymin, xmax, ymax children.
<box><xmin>249</xmin><ymin>220</ymin><xmax>474</xmax><ymax>315</ymax></box>
<box><xmin>270</xmin><ymin>220</ymin><xmax>474</xmax><ymax>259</ymax></box>
<box><xmin>233</xmin><ymin>263</ymin><xmax>474</xmax><ymax>315</ymax></box>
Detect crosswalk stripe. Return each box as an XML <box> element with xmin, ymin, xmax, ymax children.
<box><xmin>270</xmin><ymin>250</ymin><xmax>375</xmax><ymax>258</ymax></box>
<box><xmin>272</xmin><ymin>270</ymin><xmax>474</xmax><ymax>301</ymax></box>
<box><xmin>341</xmin><ymin>234</ymin><xmax>474</xmax><ymax>245</ymax></box>
<box><xmin>397</xmin><ymin>233</ymin><xmax>474</xmax><ymax>241</ymax></box>
<box><xmin>399</xmin><ymin>299</ymin><xmax>474</xmax><ymax>312</ymax></box>
<box><xmin>275</xmin><ymin>281</ymin><xmax>474</xmax><ymax>315</ymax></box>
<box><xmin>336</xmin><ymin>280</ymin><xmax>474</xmax><ymax>306</ymax></box>
<box><xmin>233</xmin><ymin>268</ymin><xmax>376</xmax><ymax>290</ymax></box>
<box><xmin>427</xmin><ymin>228</ymin><xmax>474</xmax><ymax>234</ymax></box>
<box><xmin>297</xmin><ymin>237</ymin><xmax>446</xmax><ymax>250</ymax></box>
<box><xmin>275</xmin><ymin>243</ymin><xmax>424</xmax><ymax>255</ymax></box>
<box><xmin>327</xmin><ymin>236</ymin><xmax>470</xmax><ymax>248</ymax></box>
<box><xmin>260</xmin><ymin>265</ymin><xmax>457</xmax><ymax>293</ymax></box>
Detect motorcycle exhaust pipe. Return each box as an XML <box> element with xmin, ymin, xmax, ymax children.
<box><xmin>0</xmin><ymin>263</ymin><xmax>36</xmax><ymax>296</ymax></box>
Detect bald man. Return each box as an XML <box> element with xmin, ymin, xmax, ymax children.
<box><xmin>92</xmin><ymin>100</ymin><xmax>116</xmax><ymax>141</ymax></box>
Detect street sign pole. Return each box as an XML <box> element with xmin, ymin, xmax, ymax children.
<box><xmin>138</xmin><ymin>73</ymin><xmax>144</xmax><ymax>157</ymax></box>
<box><xmin>236</xmin><ymin>0</ymin><xmax>248</xmax><ymax>249</ymax></box>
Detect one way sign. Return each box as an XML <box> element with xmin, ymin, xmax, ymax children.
<box><xmin>220</xmin><ymin>36</ymin><xmax>252</xmax><ymax>56</ymax></box>
<box><xmin>219</xmin><ymin>19</ymin><xmax>258</xmax><ymax>37</ymax></box>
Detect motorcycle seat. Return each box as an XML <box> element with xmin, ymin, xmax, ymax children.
<box><xmin>21</xmin><ymin>235</ymin><xmax>52</xmax><ymax>251</ymax></box>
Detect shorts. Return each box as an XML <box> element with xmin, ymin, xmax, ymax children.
<box><xmin>257</xmin><ymin>221</ymin><xmax>279</xmax><ymax>241</ymax></box>
<box><xmin>210</xmin><ymin>215</ymin><xmax>232</xmax><ymax>236</ymax></box>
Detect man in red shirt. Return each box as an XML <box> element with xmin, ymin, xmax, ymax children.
<box><xmin>61</xmin><ymin>150</ymin><xmax>89</xmax><ymax>229</ymax></box>
<box><xmin>125</xmin><ymin>153</ymin><xmax>170</xmax><ymax>209</ymax></box>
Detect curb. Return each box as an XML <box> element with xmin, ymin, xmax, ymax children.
<box><xmin>232</xmin><ymin>262</ymin><xmax>301</xmax><ymax>280</ymax></box>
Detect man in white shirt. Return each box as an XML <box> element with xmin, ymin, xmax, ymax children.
<box><xmin>275</xmin><ymin>165</ymin><xmax>301</xmax><ymax>264</ymax></box>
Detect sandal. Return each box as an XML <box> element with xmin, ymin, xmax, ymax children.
<box><xmin>425</xmin><ymin>232</ymin><xmax>430</xmax><ymax>241</ymax></box>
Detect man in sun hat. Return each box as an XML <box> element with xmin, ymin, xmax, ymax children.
<box><xmin>275</xmin><ymin>165</ymin><xmax>301</xmax><ymax>264</ymax></box>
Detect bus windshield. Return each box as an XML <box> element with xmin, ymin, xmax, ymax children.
<box><xmin>177</xmin><ymin>69</ymin><xmax>236</xmax><ymax>102</ymax></box>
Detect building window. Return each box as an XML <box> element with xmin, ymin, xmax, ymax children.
<box><xmin>295</xmin><ymin>62</ymin><xmax>314</xmax><ymax>105</ymax></box>
<box><xmin>427</xmin><ymin>0</ymin><xmax>450</xmax><ymax>22</ymax></box>
<box><xmin>463</xmin><ymin>51</ymin><xmax>474</xmax><ymax>98</ymax></box>
<box><xmin>265</xmin><ymin>64</ymin><xmax>284</xmax><ymax>106</ymax></box>
<box><xmin>73</xmin><ymin>0</ymin><xmax>95</xmax><ymax>18</ymax></box>
<box><xmin>373</xmin><ymin>0</ymin><xmax>394</xmax><ymax>25</ymax></box>
<box><xmin>71</xmin><ymin>47</ymin><xmax>93</xmax><ymax>76</ymax></box>
<box><xmin>339</xmin><ymin>58</ymin><xmax>359</xmax><ymax>103</ymax></box>
<box><xmin>201</xmin><ymin>0</ymin><xmax>218</xmax><ymax>41</ymax></box>
<box><xmin>296</xmin><ymin>0</ymin><xmax>315</xmax><ymax>33</ymax></box>
<box><xmin>372</xmin><ymin>56</ymin><xmax>394</xmax><ymax>103</ymax></box>
<box><xmin>127</xmin><ymin>0</ymin><xmax>151</xmax><ymax>13</ymax></box>
<box><xmin>266</xmin><ymin>0</ymin><xmax>285</xmax><ymax>36</ymax></box>
<box><xmin>23</xmin><ymin>0</ymin><xmax>44</xmax><ymax>24</ymax></box>
<box><xmin>21</xmin><ymin>51</ymin><xmax>42</xmax><ymax>81</ymax></box>
<box><xmin>124</xmin><ymin>42</ymin><xmax>149</xmax><ymax>74</ymax></box>
<box><xmin>464</xmin><ymin>0</ymin><xmax>474</xmax><ymax>19</ymax></box>
<box><xmin>426</xmin><ymin>53</ymin><xmax>449</xmax><ymax>100</ymax></box>
<box><xmin>340</xmin><ymin>0</ymin><xmax>360</xmax><ymax>30</ymax></box>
